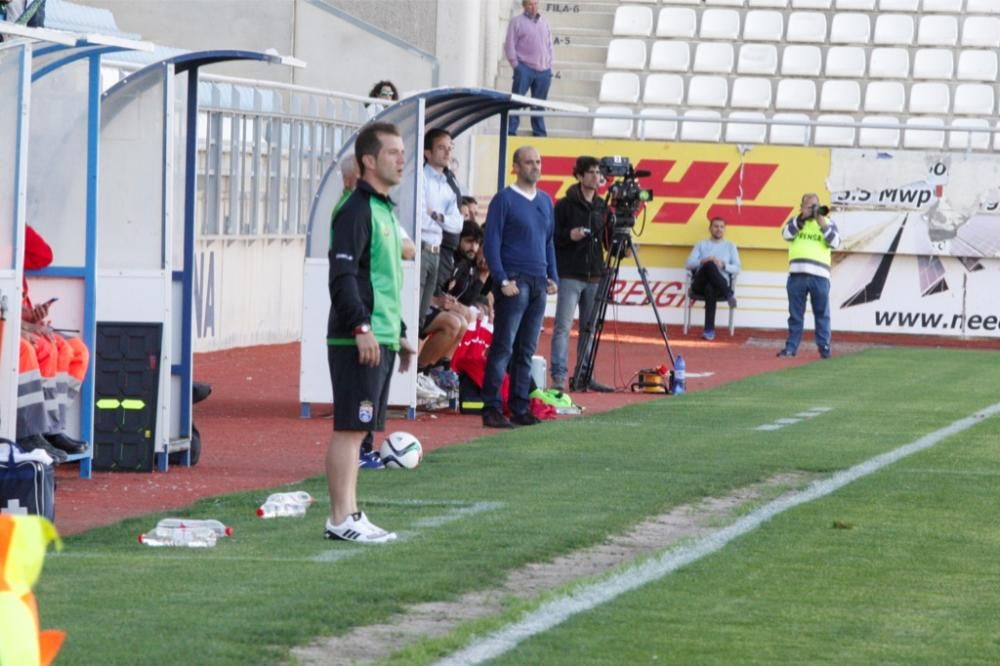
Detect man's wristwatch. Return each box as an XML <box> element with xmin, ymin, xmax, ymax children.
<box><xmin>352</xmin><ymin>323</ymin><xmax>372</xmax><ymax>335</ymax></box>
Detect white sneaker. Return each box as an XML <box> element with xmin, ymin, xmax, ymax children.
<box><xmin>324</xmin><ymin>512</ymin><xmax>397</xmax><ymax>543</ymax></box>
<box><xmin>416</xmin><ymin>373</ymin><xmax>447</xmax><ymax>400</ymax></box>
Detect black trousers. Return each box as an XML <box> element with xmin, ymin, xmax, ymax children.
<box><xmin>691</xmin><ymin>262</ymin><xmax>732</xmax><ymax>331</ymax></box>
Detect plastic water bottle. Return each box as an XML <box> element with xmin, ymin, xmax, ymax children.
<box><xmin>672</xmin><ymin>355</ymin><xmax>686</xmax><ymax>395</ymax></box>
<box><xmin>138</xmin><ymin>525</ymin><xmax>218</xmax><ymax>548</ymax></box>
<box><xmin>256</xmin><ymin>491</ymin><xmax>313</xmax><ymax>518</ymax></box>
<box><xmin>153</xmin><ymin>518</ymin><xmax>233</xmax><ymax>537</ymax></box>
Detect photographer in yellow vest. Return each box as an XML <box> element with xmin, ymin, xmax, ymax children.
<box><xmin>777</xmin><ymin>193</ymin><xmax>841</xmax><ymax>359</ymax></box>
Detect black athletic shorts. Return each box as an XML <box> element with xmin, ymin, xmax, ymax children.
<box><xmin>327</xmin><ymin>344</ymin><xmax>397</xmax><ymax>431</ymax></box>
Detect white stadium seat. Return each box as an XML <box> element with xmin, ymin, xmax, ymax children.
<box><xmin>776</xmin><ymin>78</ymin><xmax>818</xmax><ymax>110</ymax></box>
<box><xmin>815</xmin><ymin>114</ymin><xmax>856</xmax><ymax>146</ymax></box>
<box><xmin>961</xmin><ymin>17</ymin><xmax>1000</xmax><ymax>48</ymax></box>
<box><xmin>731</xmin><ymin>77</ymin><xmax>773</xmax><ymax>108</ymax></box>
<box><xmin>949</xmin><ymin>118</ymin><xmax>991</xmax><ymax>150</ymax></box>
<box><xmin>749</xmin><ymin>0</ymin><xmax>789</xmax><ymax>6</ymax></box>
<box><xmin>656</xmin><ymin>8</ymin><xmax>697</xmax><ymax>38</ymax></box>
<box><xmin>705</xmin><ymin>0</ymin><xmax>744</xmax><ymax>6</ymax></box>
<box><xmin>738</xmin><ymin>44</ymin><xmax>779</xmax><ymax>75</ymax></box>
<box><xmin>643</xmin><ymin>74</ymin><xmax>685</xmax><ymax>105</ymax></box>
<box><xmin>693</xmin><ymin>43</ymin><xmax>735</xmax><ymax>73</ymax></box>
<box><xmin>606</xmin><ymin>39</ymin><xmax>648</xmax><ymax>70</ymax></box>
<box><xmin>700</xmin><ymin>9</ymin><xmax>741</xmax><ymax>40</ymax></box>
<box><xmin>650</xmin><ymin>41</ymin><xmax>691</xmax><ymax>72</ymax></box>
<box><xmin>953</xmin><ymin>83</ymin><xmax>995</xmax><ymax>115</ymax></box>
<box><xmin>792</xmin><ymin>0</ymin><xmax>833</xmax><ymax>7</ymax></box>
<box><xmin>966</xmin><ymin>0</ymin><xmax>1000</xmax><ymax>12</ymax></box>
<box><xmin>637</xmin><ymin>108</ymin><xmax>679</xmax><ymax>140</ymax></box>
<box><xmin>687</xmin><ymin>75</ymin><xmax>729</xmax><ymax>107</ymax></box>
<box><xmin>770</xmin><ymin>112</ymin><xmax>812</xmax><ymax>144</ymax></box>
<box><xmin>880</xmin><ymin>0</ymin><xmax>918</xmax><ymax>8</ymax></box>
<box><xmin>957</xmin><ymin>50</ymin><xmax>999</xmax><ymax>81</ymax></box>
<box><xmin>836</xmin><ymin>0</ymin><xmax>876</xmax><ymax>8</ymax></box>
<box><xmin>903</xmin><ymin>117</ymin><xmax>946</xmax><ymax>149</ymax></box>
<box><xmin>598</xmin><ymin>72</ymin><xmax>641</xmax><ymax>104</ymax></box>
<box><xmin>909</xmin><ymin>82</ymin><xmax>951</xmax><ymax>114</ymax></box>
<box><xmin>820</xmin><ymin>80</ymin><xmax>862</xmax><ymax>112</ymax></box>
<box><xmin>781</xmin><ymin>45</ymin><xmax>822</xmax><ymax>76</ymax></box>
<box><xmin>726</xmin><ymin>112</ymin><xmax>769</xmax><ymax>143</ymax></box>
<box><xmin>743</xmin><ymin>10</ymin><xmax>784</xmax><ymax>41</ymax></box>
<box><xmin>922</xmin><ymin>0</ymin><xmax>962</xmax><ymax>9</ymax></box>
<box><xmin>786</xmin><ymin>12</ymin><xmax>827</xmax><ymax>42</ymax></box>
<box><xmin>864</xmin><ymin>81</ymin><xmax>905</xmax><ymax>112</ymax></box>
<box><xmin>826</xmin><ymin>47</ymin><xmax>867</xmax><ymax>78</ymax></box>
<box><xmin>593</xmin><ymin>106</ymin><xmax>634</xmax><ymax>138</ymax></box>
<box><xmin>859</xmin><ymin>115</ymin><xmax>901</xmax><ymax>147</ymax></box>
<box><xmin>613</xmin><ymin>6</ymin><xmax>655</xmax><ymax>37</ymax></box>
<box><xmin>917</xmin><ymin>15</ymin><xmax>958</xmax><ymax>47</ymax></box>
<box><xmin>873</xmin><ymin>15</ymin><xmax>914</xmax><ymax>45</ymax></box>
<box><xmin>661</xmin><ymin>0</ymin><xmax>700</xmax><ymax>4</ymax></box>
<box><xmin>681</xmin><ymin>110</ymin><xmax>723</xmax><ymax>142</ymax></box>
<box><xmin>830</xmin><ymin>13</ymin><xmax>871</xmax><ymax>44</ymax></box>
<box><xmin>868</xmin><ymin>48</ymin><xmax>910</xmax><ymax>78</ymax></box>
<box><xmin>913</xmin><ymin>49</ymin><xmax>955</xmax><ymax>79</ymax></box>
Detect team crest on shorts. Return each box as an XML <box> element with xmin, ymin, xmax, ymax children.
<box><xmin>358</xmin><ymin>400</ymin><xmax>374</xmax><ymax>423</ymax></box>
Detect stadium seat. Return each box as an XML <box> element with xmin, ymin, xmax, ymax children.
<box><xmin>592</xmin><ymin>106</ymin><xmax>634</xmax><ymax>138</ymax></box>
<box><xmin>598</xmin><ymin>72</ymin><xmax>641</xmax><ymax>104</ymax></box>
<box><xmin>792</xmin><ymin>0</ymin><xmax>833</xmax><ymax>7</ymax></box>
<box><xmin>613</xmin><ymin>6</ymin><xmax>655</xmax><ymax>36</ymax></box>
<box><xmin>960</xmin><ymin>16</ymin><xmax>1000</xmax><ymax>48</ymax></box>
<box><xmin>726</xmin><ymin>112</ymin><xmax>768</xmax><ymax>143</ymax></box>
<box><xmin>953</xmin><ymin>83</ymin><xmax>995</xmax><ymax>115</ymax></box>
<box><xmin>957</xmin><ymin>50</ymin><xmax>999</xmax><ymax>81</ymax></box>
<box><xmin>909</xmin><ymin>82</ymin><xmax>951</xmax><ymax>114</ymax></box>
<box><xmin>786</xmin><ymin>12</ymin><xmax>827</xmax><ymax>42</ymax></box>
<box><xmin>737</xmin><ymin>44</ymin><xmax>779</xmax><ymax>75</ymax></box>
<box><xmin>749</xmin><ymin>0</ymin><xmax>789</xmax><ymax>7</ymax></box>
<box><xmin>606</xmin><ymin>39</ymin><xmax>648</xmax><ymax>70</ymax></box>
<box><xmin>864</xmin><ymin>81</ymin><xmax>905</xmax><ymax>112</ymax></box>
<box><xmin>948</xmin><ymin>118</ymin><xmax>991</xmax><ymax>150</ymax></box>
<box><xmin>687</xmin><ymin>75</ymin><xmax>729</xmax><ymax>107</ymax></box>
<box><xmin>859</xmin><ymin>115</ymin><xmax>901</xmax><ymax>147</ymax></box>
<box><xmin>912</xmin><ymin>49</ymin><xmax>955</xmax><ymax>79</ymax></box>
<box><xmin>820</xmin><ymin>80</ymin><xmax>861</xmax><ymax>112</ymax></box>
<box><xmin>700</xmin><ymin>9</ymin><xmax>741</xmax><ymax>40</ymax></box>
<box><xmin>650</xmin><ymin>41</ymin><xmax>691</xmax><ymax>72</ymax></box>
<box><xmin>776</xmin><ymin>78</ymin><xmax>818</xmax><ymax>110</ymax></box>
<box><xmin>836</xmin><ymin>0</ymin><xmax>876</xmax><ymax>8</ymax></box>
<box><xmin>868</xmin><ymin>48</ymin><xmax>910</xmax><ymax>78</ymax></box>
<box><xmin>880</xmin><ymin>0</ymin><xmax>918</xmax><ymax>8</ymax></box>
<box><xmin>705</xmin><ymin>0</ymin><xmax>744</xmax><ymax>5</ymax></box>
<box><xmin>693</xmin><ymin>43</ymin><xmax>735</xmax><ymax>73</ymax></box>
<box><xmin>903</xmin><ymin>117</ymin><xmax>946</xmax><ymax>149</ymax></box>
<box><xmin>656</xmin><ymin>8</ymin><xmax>697</xmax><ymax>38</ymax></box>
<box><xmin>643</xmin><ymin>73</ymin><xmax>685</xmax><ymax>105</ymax></box>
<box><xmin>770</xmin><ymin>112</ymin><xmax>812</xmax><ymax>144</ymax></box>
<box><xmin>966</xmin><ymin>0</ymin><xmax>1000</xmax><ymax>12</ymax></box>
<box><xmin>917</xmin><ymin>15</ymin><xmax>958</xmax><ymax>46</ymax></box>
<box><xmin>825</xmin><ymin>47</ymin><xmax>867</xmax><ymax>78</ymax></box>
<box><xmin>660</xmin><ymin>0</ymin><xmax>700</xmax><ymax>4</ymax></box>
<box><xmin>922</xmin><ymin>0</ymin><xmax>962</xmax><ymax>10</ymax></box>
<box><xmin>814</xmin><ymin>114</ymin><xmax>856</xmax><ymax>146</ymax></box>
<box><xmin>637</xmin><ymin>108</ymin><xmax>679</xmax><ymax>140</ymax></box>
<box><xmin>681</xmin><ymin>110</ymin><xmax>723</xmax><ymax>141</ymax></box>
<box><xmin>873</xmin><ymin>15</ymin><xmax>914</xmax><ymax>45</ymax></box>
<box><xmin>781</xmin><ymin>45</ymin><xmax>822</xmax><ymax>76</ymax></box>
<box><xmin>830</xmin><ymin>13</ymin><xmax>871</xmax><ymax>44</ymax></box>
<box><xmin>731</xmin><ymin>77</ymin><xmax>773</xmax><ymax>108</ymax></box>
<box><xmin>743</xmin><ymin>10</ymin><xmax>784</xmax><ymax>41</ymax></box>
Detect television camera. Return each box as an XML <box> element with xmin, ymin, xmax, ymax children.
<box><xmin>599</xmin><ymin>156</ymin><xmax>654</xmax><ymax>225</ymax></box>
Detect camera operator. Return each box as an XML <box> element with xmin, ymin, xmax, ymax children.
<box><xmin>550</xmin><ymin>156</ymin><xmax>612</xmax><ymax>392</ymax></box>
<box><xmin>777</xmin><ymin>192</ymin><xmax>841</xmax><ymax>359</ymax></box>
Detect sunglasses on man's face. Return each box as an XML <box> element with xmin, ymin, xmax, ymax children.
<box><xmin>379</xmin><ymin>88</ymin><xmax>395</xmax><ymax>98</ymax></box>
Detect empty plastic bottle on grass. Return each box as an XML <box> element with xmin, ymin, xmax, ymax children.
<box><xmin>672</xmin><ymin>355</ymin><xmax>686</xmax><ymax>395</ymax></box>
<box><xmin>257</xmin><ymin>491</ymin><xmax>313</xmax><ymax>518</ymax></box>
<box><xmin>138</xmin><ymin>524</ymin><xmax>218</xmax><ymax>548</ymax></box>
<box><xmin>154</xmin><ymin>518</ymin><xmax>233</xmax><ymax>537</ymax></box>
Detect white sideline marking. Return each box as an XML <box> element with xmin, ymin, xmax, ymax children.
<box><xmin>755</xmin><ymin>406</ymin><xmax>833</xmax><ymax>431</ymax></box>
<box><xmin>437</xmin><ymin>402</ymin><xmax>1000</xmax><ymax>666</ymax></box>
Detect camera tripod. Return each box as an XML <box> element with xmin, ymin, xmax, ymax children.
<box><xmin>570</xmin><ymin>219</ymin><xmax>676</xmax><ymax>392</ymax></box>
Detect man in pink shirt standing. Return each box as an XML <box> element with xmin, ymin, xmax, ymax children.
<box><xmin>504</xmin><ymin>0</ymin><xmax>554</xmax><ymax>137</ymax></box>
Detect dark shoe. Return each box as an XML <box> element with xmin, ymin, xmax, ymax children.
<box><xmin>510</xmin><ymin>412</ymin><xmax>541</xmax><ymax>426</ymax></box>
<box><xmin>45</xmin><ymin>432</ymin><xmax>89</xmax><ymax>455</ymax></box>
<box><xmin>776</xmin><ymin>349</ymin><xmax>796</xmax><ymax>358</ymax></box>
<box><xmin>819</xmin><ymin>346</ymin><xmax>832</xmax><ymax>359</ymax></box>
<box><xmin>587</xmin><ymin>380</ymin><xmax>614</xmax><ymax>393</ymax></box>
<box><xmin>16</xmin><ymin>434</ymin><xmax>68</xmax><ymax>464</ymax></box>
<box><xmin>482</xmin><ymin>409</ymin><xmax>513</xmax><ymax>429</ymax></box>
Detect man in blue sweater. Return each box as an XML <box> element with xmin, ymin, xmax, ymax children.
<box><xmin>481</xmin><ymin>146</ymin><xmax>559</xmax><ymax>428</ymax></box>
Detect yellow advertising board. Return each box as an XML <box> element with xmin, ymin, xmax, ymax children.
<box><xmin>473</xmin><ymin>137</ymin><xmax>830</xmax><ymax>251</ymax></box>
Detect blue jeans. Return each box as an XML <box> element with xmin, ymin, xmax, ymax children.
<box><xmin>784</xmin><ymin>273</ymin><xmax>831</xmax><ymax>353</ymax></box>
<box><xmin>483</xmin><ymin>274</ymin><xmax>548</xmax><ymax>415</ymax></box>
<box><xmin>509</xmin><ymin>64</ymin><xmax>553</xmax><ymax>137</ymax></box>
<box><xmin>549</xmin><ymin>278</ymin><xmax>599</xmax><ymax>384</ymax></box>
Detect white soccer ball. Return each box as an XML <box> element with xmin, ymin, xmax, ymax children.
<box><xmin>379</xmin><ymin>431</ymin><xmax>423</xmax><ymax>469</ymax></box>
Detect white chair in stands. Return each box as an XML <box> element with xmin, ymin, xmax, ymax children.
<box><xmin>683</xmin><ymin>271</ymin><xmax>737</xmax><ymax>336</ymax></box>
<box><xmin>726</xmin><ymin>111</ymin><xmax>768</xmax><ymax>143</ymax></box>
<box><xmin>957</xmin><ymin>50</ymin><xmax>999</xmax><ymax>81</ymax></box>
<box><xmin>953</xmin><ymin>83</ymin><xmax>995</xmax><ymax>115</ymax></box>
<box><xmin>960</xmin><ymin>16</ymin><xmax>1000</xmax><ymax>48</ymax></box>
<box><xmin>743</xmin><ymin>10</ymin><xmax>785</xmax><ymax>41</ymax></box>
<box><xmin>637</xmin><ymin>108</ymin><xmax>679</xmax><ymax>140</ymax></box>
<box><xmin>814</xmin><ymin>115</ymin><xmax>856</xmax><ymax>146</ymax></box>
<box><xmin>864</xmin><ymin>81</ymin><xmax>905</xmax><ymax>113</ymax></box>
<box><xmin>599</xmin><ymin>72</ymin><xmax>642</xmax><ymax>104</ymax></box>
<box><xmin>909</xmin><ymin>82</ymin><xmax>951</xmax><ymax>114</ymax></box>
<box><xmin>650</xmin><ymin>41</ymin><xmax>691</xmax><ymax>72</ymax></box>
<box><xmin>781</xmin><ymin>45</ymin><xmax>822</xmax><ymax>76</ymax></box>
<box><xmin>825</xmin><ymin>47</ymin><xmax>867</xmax><ymax>78</ymax></box>
<box><xmin>693</xmin><ymin>42</ymin><xmax>735</xmax><ymax>73</ymax></box>
<box><xmin>819</xmin><ymin>80</ymin><xmax>861</xmax><ymax>112</ymax></box>
<box><xmin>923</xmin><ymin>0</ymin><xmax>962</xmax><ymax>10</ymax></box>
<box><xmin>874</xmin><ymin>14</ymin><xmax>915</xmax><ymax>45</ymax></box>
<box><xmin>656</xmin><ymin>7</ymin><xmax>697</xmax><ymax>38</ymax></box>
<box><xmin>913</xmin><ymin>49</ymin><xmax>955</xmax><ymax>79</ymax></box>
<box><xmin>776</xmin><ymin>78</ymin><xmax>818</xmax><ymax>110</ymax></box>
<box><xmin>687</xmin><ymin>75</ymin><xmax>730</xmax><ymax>108</ymax></box>
<box><xmin>903</xmin><ymin>117</ymin><xmax>946</xmax><ymax>149</ymax></box>
<box><xmin>737</xmin><ymin>44</ymin><xmax>779</xmax><ymax>75</ymax></box>
<box><xmin>770</xmin><ymin>113</ymin><xmax>812</xmax><ymax>144</ymax></box>
<box><xmin>700</xmin><ymin>9</ymin><xmax>741</xmax><ymax>39</ymax></box>
<box><xmin>607</xmin><ymin>39</ymin><xmax>648</xmax><ymax>70</ymax></box>
<box><xmin>869</xmin><ymin>48</ymin><xmax>910</xmax><ymax>78</ymax></box>
<box><xmin>731</xmin><ymin>77</ymin><xmax>773</xmax><ymax>108</ymax></box>
<box><xmin>593</xmin><ymin>106</ymin><xmax>634</xmax><ymax>138</ymax></box>
<box><xmin>949</xmin><ymin>118</ymin><xmax>991</xmax><ymax>150</ymax></box>
<box><xmin>836</xmin><ymin>0</ymin><xmax>875</xmax><ymax>8</ymax></box>
<box><xmin>830</xmin><ymin>13</ymin><xmax>871</xmax><ymax>44</ymax></box>
<box><xmin>643</xmin><ymin>73</ymin><xmax>685</xmax><ymax>106</ymax></box>
<box><xmin>681</xmin><ymin>110</ymin><xmax>723</xmax><ymax>141</ymax></box>
<box><xmin>613</xmin><ymin>6</ymin><xmax>655</xmax><ymax>36</ymax></box>
<box><xmin>786</xmin><ymin>12</ymin><xmax>828</xmax><ymax>42</ymax></box>
<box><xmin>859</xmin><ymin>115</ymin><xmax>901</xmax><ymax>147</ymax></box>
<box><xmin>918</xmin><ymin>15</ymin><xmax>958</xmax><ymax>46</ymax></box>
